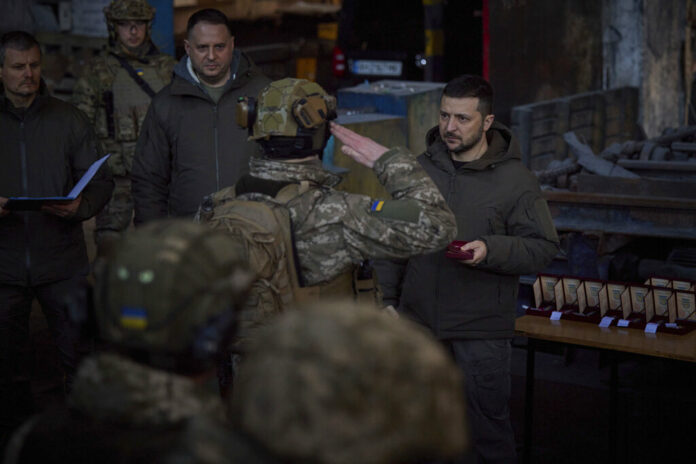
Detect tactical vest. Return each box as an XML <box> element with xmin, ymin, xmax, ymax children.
<box><xmin>112</xmin><ymin>63</ymin><xmax>167</xmax><ymax>174</ymax></box>
<box><xmin>197</xmin><ymin>182</ymin><xmax>359</xmax><ymax>340</ymax></box>
<box><xmin>90</xmin><ymin>55</ymin><xmax>169</xmax><ymax>176</ymax></box>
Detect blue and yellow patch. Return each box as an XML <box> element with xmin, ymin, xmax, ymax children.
<box><xmin>370</xmin><ymin>200</ymin><xmax>385</xmax><ymax>212</ymax></box>
<box><xmin>136</xmin><ymin>69</ymin><xmax>144</xmax><ymax>76</ymax></box>
<box><xmin>120</xmin><ymin>306</ymin><xmax>148</xmax><ymax>330</ymax></box>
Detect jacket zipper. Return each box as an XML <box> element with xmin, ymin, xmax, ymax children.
<box><xmin>213</xmin><ymin>104</ymin><xmax>220</xmax><ymax>191</ymax></box>
<box><xmin>19</xmin><ymin>120</ymin><xmax>32</xmax><ymax>283</ymax></box>
<box><xmin>435</xmin><ymin>172</ymin><xmax>458</xmax><ymax>337</ymax></box>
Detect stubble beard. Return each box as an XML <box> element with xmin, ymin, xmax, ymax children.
<box><xmin>446</xmin><ymin>122</ymin><xmax>484</xmax><ymax>155</ymax></box>
<box><xmin>195</xmin><ymin>63</ymin><xmax>230</xmax><ymax>87</ymax></box>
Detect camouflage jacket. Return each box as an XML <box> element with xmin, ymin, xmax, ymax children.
<box><xmin>241</xmin><ymin>149</ymin><xmax>457</xmax><ymax>286</ymax></box>
<box><xmin>3</xmin><ymin>353</ymin><xmax>272</xmax><ymax>464</ymax></box>
<box><xmin>72</xmin><ymin>44</ymin><xmax>175</xmax><ymax>176</ymax></box>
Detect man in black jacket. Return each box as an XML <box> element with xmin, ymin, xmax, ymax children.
<box><xmin>374</xmin><ymin>75</ymin><xmax>560</xmax><ymax>463</ymax></box>
<box><xmin>0</xmin><ymin>31</ymin><xmax>113</xmax><ymax>448</ymax></box>
<box><xmin>131</xmin><ymin>8</ymin><xmax>270</xmax><ymax>224</ymax></box>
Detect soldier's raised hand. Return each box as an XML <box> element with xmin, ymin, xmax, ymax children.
<box><xmin>330</xmin><ymin>122</ymin><xmax>388</xmax><ymax>168</ymax></box>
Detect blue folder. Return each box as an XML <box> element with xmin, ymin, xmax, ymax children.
<box><xmin>4</xmin><ymin>154</ymin><xmax>110</xmax><ymax>211</ymax></box>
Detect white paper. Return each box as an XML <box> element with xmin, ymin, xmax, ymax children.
<box><xmin>599</xmin><ymin>316</ymin><xmax>614</xmax><ymax>328</ymax></box>
<box><xmin>644</xmin><ymin>322</ymin><xmax>660</xmax><ymax>334</ymax></box>
<box><xmin>550</xmin><ymin>311</ymin><xmax>563</xmax><ymax>321</ymax></box>
<box><xmin>617</xmin><ymin>319</ymin><xmax>630</xmax><ymax>327</ymax></box>
<box><xmin>665</xmin><ymin>322</ymin><xmax>679</xmax><ymax>329</ymax></box>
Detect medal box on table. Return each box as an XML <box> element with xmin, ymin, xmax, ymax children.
<box><xmin>527</xmin><ymin>274</ymin><xmax>696</xmax><ymax>334</ymax></box>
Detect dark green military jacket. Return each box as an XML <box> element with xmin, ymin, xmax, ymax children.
<box><xmin>376</xmin><ymin>122</ymin><xmax>560</xmax><ymax>339</ymax></box>
<box><xmin>131</xmin><ymin>51</ymin><xmax>270</xmax><ymax>223</ymax></box>
<box><xmin>0</xmin><ymin>83</ymin><xmax>113</xmax><ymax>285</ymax></box>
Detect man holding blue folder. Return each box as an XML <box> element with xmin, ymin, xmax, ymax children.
<box><xmin>0</xmin><ymin>31</ymin><xmax>113</xmax><ymax>447</ymax></box>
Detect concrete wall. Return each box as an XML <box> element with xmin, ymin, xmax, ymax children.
<box><xmin>0</xmin><ymin>0</ymin><xmax>35</xmax><ymax>36</ymax></box>
<box><xmin>641</xmin><ymin>0</ymin><xmax>687</xmax><ymax>137</ymax></box>
<box><xmin>489</xmin><ymin>0</ymin><xmax>604</xmax><ymax>125</ymax></box>
<box><xmin>603</xmin><ymin>0</ymin><xmax>687</xmax><ymax>137</ymax></box>
<box><xmin>602</xmin><ymin>0</ymin><xmax>642</xmax><ymax>90</ymax></box>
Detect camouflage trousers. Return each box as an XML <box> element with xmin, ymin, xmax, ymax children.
<box><xmin>95</xmin><ymin>175</ymin><xmax>133</xmax><ymax>252</ymax></box>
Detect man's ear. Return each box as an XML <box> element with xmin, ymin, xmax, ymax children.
<box><xmin>184</xmin><ymin>39</ymin><xmax>191</xmax><ymax>56</ymax></box>
<box><xmin>483</xmin><ymin>113</ymin><xmax>495</xmax><ymax>132</ymax></box>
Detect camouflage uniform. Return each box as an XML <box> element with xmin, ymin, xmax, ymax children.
<box><xmin>4</xmin><ymin>353</ymin><xmax>277</xmax><ymax>464</ymax></box>
<box><xmin>240</xmin><ymin>151</ymin><xmax>455</xmax><ymax>286</ymax></box>
<box><xmin>71</xmin><ymin>0</ymin><xmax>176</xmax><ymax>250</ymax></box>
<box><xmin>225</xmin><ymin>78</ymin><xmax>457</xmax><ymax>286</ymax></box>
<box><xmin>230</xmin><ymin>301</ymin><xmax>469</xmax><ymax>464</ymax></box>
<box><xmin>3</xmin><ymin>221</ymin><xmax>278</xmax><ymax>463</ymax></box>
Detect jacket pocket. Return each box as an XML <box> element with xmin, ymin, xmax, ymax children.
<box><xmin>485</xmin><ymin>206</ymin><xmax>506</xmax><ymax>235</ymax></box>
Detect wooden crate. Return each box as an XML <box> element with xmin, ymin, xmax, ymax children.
<box><xmin>511</xmin><ymin>87</ymin><xmax>639</xmax><ymax>170</ymax></box>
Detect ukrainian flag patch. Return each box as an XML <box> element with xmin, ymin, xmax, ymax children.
<box><xmin>370</xmin><ymin>200</ymin><xmax>385</xmax><ymax>212</ymax></box>
<box><xmin>120</xmin><ymin>306</ymin><xmax>148</xmax><ymax>330</ymax></box>
<box><xmin>136</xmin><ymin>69</ymin><xmax>144</xmax><ymax>76</ymax></box>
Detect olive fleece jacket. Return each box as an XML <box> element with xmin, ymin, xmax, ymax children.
<box><xmin>131</xmin><ymin>51</ymin><xmax>270</xmax><ymax>223</ymax></box>
<box><xmin>374</xmin><ymin>122</ymin><xmax>560</xmax><ymax>339</ymax></box>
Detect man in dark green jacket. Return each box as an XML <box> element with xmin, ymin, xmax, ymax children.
<box><xmin>0</xmin><ymin>31</ymin><xmax>113</xmax><ymax>448</ymax></box>
<box><xmin>374</xmin><ymin>75</ymin><xmax>560</xmax><ymax>463</ymax></box>
<box><xmin>131</xmin><ymin>8</ymin><xmax>270</xmax><ymax>224</ymax></box>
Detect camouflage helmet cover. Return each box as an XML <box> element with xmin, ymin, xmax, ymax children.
<box><xmin>93</xmin><ymin>220</ymin><xmax>252</xmax><ymax>371</ymax></box>
<box><xmin>104</xmin><ymin>0</ymin><xmax>155</xmax><ymax>22</ymax></box>
<box><xmin>249</xmin><ymin>77</ymin><xmax>337</xmax><ymax>141</ymax></box>
<box><xmin>104</xmin><ymin>0</ymin><xmax>155</xmax><ymax>47</ymax></box>
<box><xmin>230</xmin><ymin>301</ymin><xmax>469</xmax><ymax>464</ymax></box>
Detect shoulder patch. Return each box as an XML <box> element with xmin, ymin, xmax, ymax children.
<box><xmin>370</xmin><ymin>200</ymin><xmax>385</xmax><ymax>212</ymax></box>
<box><xmin>368</xmin><ymin>199</ymin><xmax>421</xmax><ymax>223</ymax></box>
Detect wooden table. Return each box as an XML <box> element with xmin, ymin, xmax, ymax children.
<box><xmin>515</xmin><ymin>315</ymin><xmax>696</xmax><ymax>464</ymax></box>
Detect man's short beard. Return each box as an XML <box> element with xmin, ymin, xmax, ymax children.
<box><xmin>447</xmin><ymin>123</ymin><xmax>484</xmax><ymax>154</ymax></box>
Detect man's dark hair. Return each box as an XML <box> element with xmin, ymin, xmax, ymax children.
<box><xmin>186</xmin><ymin>9</ymin><xmax>234</xmax><ymax>37</ymax></box>
<box><xmin>0</xmin><ymin>31</ymin><xmax>41</xmax><ymax>67</ymax></box>
<box><xmin>442</xmin><ymin>75</ymin><xmax>493</xmax><ymax>117</ymax></box>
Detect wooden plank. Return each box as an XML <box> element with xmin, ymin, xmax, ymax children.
<box><xmin>576</xmin><ymin>173</ymin><xmax>696</xmax><ymax>199</ymax></box>
<box><xmin>569</xmin><ymin>109</ymin><xmax>594</xmax><ymax>128</ymax></box>
<box><xmin>531</xmin><ymin>118</ymin><xmax>558</xmax><ymax>137</ymax></box>
<box><xmin>515</xmin><ymin>315</ymin><xmax>696</xmax><ymax>362</ymax></box>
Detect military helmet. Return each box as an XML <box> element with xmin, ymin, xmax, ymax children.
<box><xmin>236</xmin><ymin>78</ymin><xmax>337</xmax><ymax>158</ymax></box>
<box><xmin>104</xmin><ymin>0</ymin><xmax>155</xmax><ymax>22</ymax></box>
<box><xmin>93</xmin><ymin>220</ymin><xmax>253</xmax><ymax>373</ymax></box>
<box><xmin>230</xmin><ymin>301</ymin><xmax>469</xmax><ymax>464</ymax></box>
<box><xmin>104</xmin><ymin>0</ymin><xmax>155</xmax><ymax>49</ymax></box>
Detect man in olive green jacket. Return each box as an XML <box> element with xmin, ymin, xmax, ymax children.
<box><xmin>131</xmin><ymin>8</ymin><xmax>269</xmax><ymax>224</ymax></box>
<box><xmin>375</xmin><ymin>75</ymin><xmax>560</xmax><ymax>464</ymax></box>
